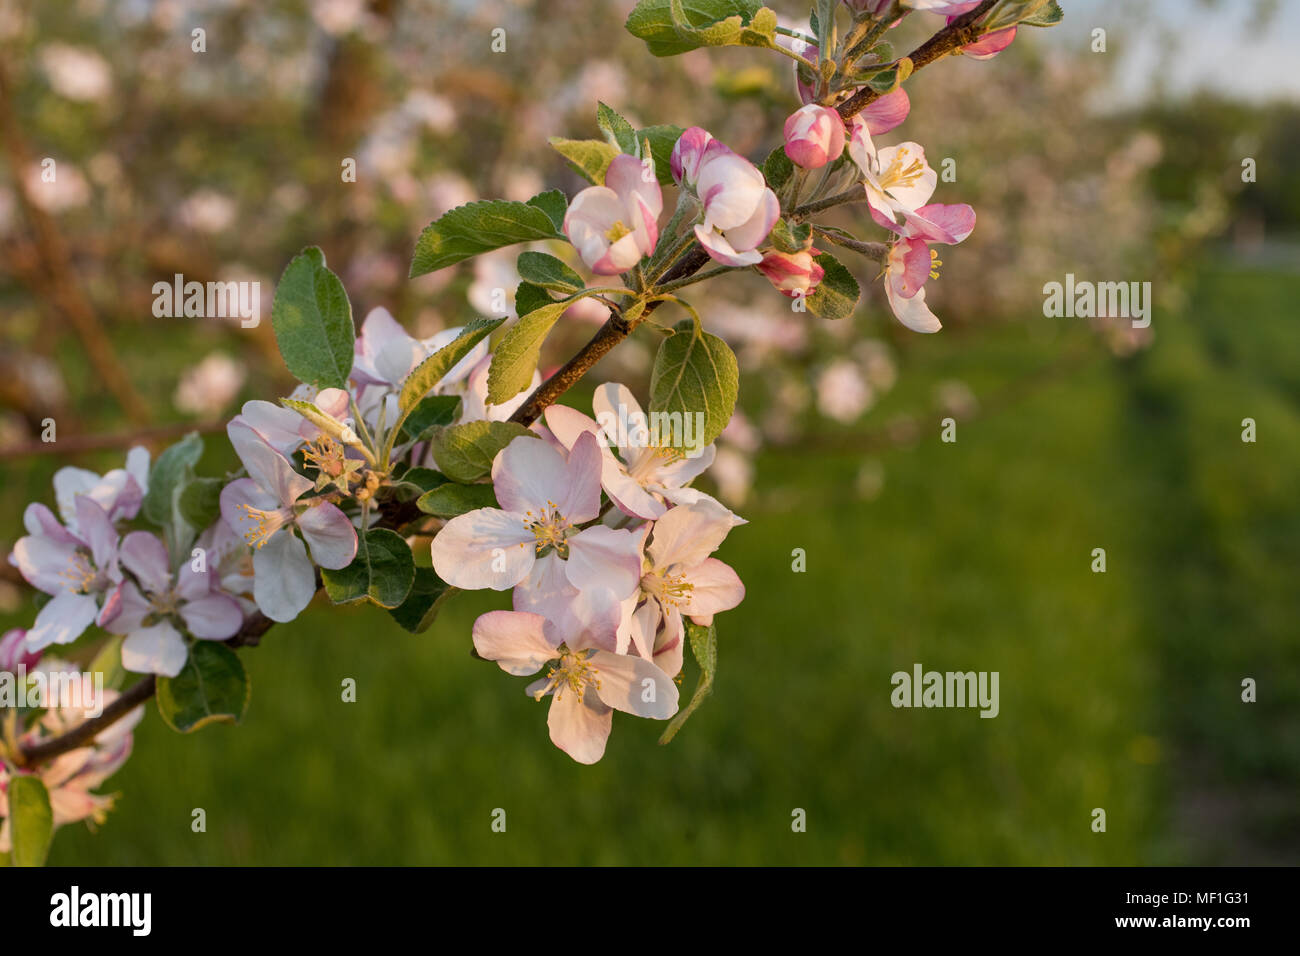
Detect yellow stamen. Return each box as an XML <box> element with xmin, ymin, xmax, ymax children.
<box><xmin>523</xmin><ymin>501</ymin><xmax>574</xmax><ymax>557</ymax></box>
<box><xmin>533</xmin><ymin>648</ymin><xmax>602</xmax><ymax>703</ymax></box>
<box><xmin>237</xmin><ymin>503</ymin><xmax>294</xmax><ymax>549</ymax></box>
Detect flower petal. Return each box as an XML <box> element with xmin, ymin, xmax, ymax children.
<box><xmin>295</xmin><ymin>501</ymin><xmax>358</xmax><ymax>570</ymax></box>
<box><xmin>181</xmin><ymin>593</ymin><xmax>244</xmax><ymax>640</ymax></box>
<box><xmin>251</xmin><ymin>530</ymin><xmax>317</xmax><ymax>623</ymax></box>
<box><xmin>121</xmin><ymin>621</ymin><xmax>189</xmax><ymax>678</ymax></box>
<box><xmin>547</xmin><ymin>686</ymin><xmax>613</xmax><ymax>764</ymax></box>
<box><xmin>430</xmin><ymin>508</ymin><xmax>534</xmax><ymax>590</ymax></box>
<box><xmin>590</xmin><ymin>650</ymin><xmax>679</xmax><ymax>719</ymax></box>
<box><xmin>566</xmin><ymin>525</ymin><xmax>643</xmax><ymax>599</ymax></box>
<box><xmin>471</xmin><ymin>610</ymin><xmax>557</xmax><ymax>675</ymax></box>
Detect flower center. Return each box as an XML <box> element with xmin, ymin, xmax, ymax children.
<box><xmin>533</xmin><ymin>648</ymin><xmax>601</xmax><ymax>704</ymax></box>
<box><xmin>879</xmin><ymin>147</ymin><xmax>925</xmax><ymax>192</ymax></box>
<box><xmin>523</xmin><ymin>502</ymin><xmax>573</xmax><ymax>557</ymax></box>
<box><xmin>605</xmin><ymin>220</ymin><xmax>632</xmax><ymax>243</ymax></box>
<box><xmin>642</xmin><ymin>569</ymin><xmax>694</xmax><ymax>608</ymax></box>
<box><xmin>59</xmin><ymin>551</ymin><xmax>101</xmax><ymax>594</ymax></box>
<box><xmin>237</xmin><ymin>503</ymin><xmax>294</xmax><ymax>549</ymax></box>
<box><xmin>929</xmin><ymin>247</ymin><xmax>943</xmax><ymax>280</ymax></box>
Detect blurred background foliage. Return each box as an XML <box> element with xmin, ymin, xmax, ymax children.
<box><xmin>0</xmin><ymin>0</ymin><xmax>1296</xmax><ymax>863</ymax></box>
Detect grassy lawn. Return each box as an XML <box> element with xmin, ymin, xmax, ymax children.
<box><xmin>7</xmin><ymin>262</ymin><xmax>1296</xmax><ymax>865</ymax></box>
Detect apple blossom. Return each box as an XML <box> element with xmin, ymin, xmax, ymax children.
<box><xmin>672</xmin><ymin>128</ymin><xmax>779</xmax><ymax>267</ymax></box>
<box><xmin>543</xmin><ymin>383</ymin><xmax>720</xmax><ymax>520</ymax></box>
<box><xmin>563</xmin><ymin>153</ymin><xmax>662</xmax><ymax>275</ymax></box>
<box><xmin>430</xmin><ymin>432</ymin><xmax>644</xmax><ymax>644</ymax></box>
<box><xmin>220</xmin><ymin>420</ymin><xmax>359</xmax><ymax>622</ymax></box>
<box><xmin>0</xmin><ymin>629</ymin><xmax>40</xmax><ymax>673</ymax></box>
<box><xmin>471</xmin><ymin>609</ymin><xmax>678</xmax><ymax>764</ymax></box>
<box><xmin>757</xmin><ymin>247</ymin><xmax>826</xmax><ymax>298</ymax></box>
<box><xmin>618</xmin><ymin>500</ymin><xmax>745</xmax><ymax>670</ymax></box>
<box><xmin>849</xmin><ymin>121</ymin><xmax>938</xmax><ymax>231</ymax></box>
<box><xmin>784</xmin><ymin>104</ymin><xmax>846</xmax><ymax>169</ymax></box>
<box><xmin>52</xmin><ymin>446</ymin><xmax>149</xmax><ymax>533</ymax></box>
<box><xmin>105</xmin><ymin>532</ymin><xmax>244</xmax><ymax>677</ymax></box>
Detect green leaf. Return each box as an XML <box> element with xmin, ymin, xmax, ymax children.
<box><xmin>156</xmin><ymin>642</ymin><xmax>250</xmax><ymax>734</ymax></box>
<box><xmin>515</xmin><ymin>280</ymin><xmax>555</xmax><ymax>317</ymax></box>
<box><xmin>597</xmin><ymin>101</ymin><xmax>640</xmax><ymax>155</ymax></box>
<box><xmin>638</xmin><ymin>125</ymin><xmax>685</xmax><ymax>186</ymax></box>
<box><xmin>805</xmin><ymin>252</ymin><xmax>860</xmax><ymax>319</ymax></box>
<box><xmin>143</xmin><ymin>432</ymin><xmax>203</xmax><ymax>527</ymax></box>
<box><xmin>321</xmin><ymin>527</ymin><xmax>416</xmax><ymax>609</ymax></box>
<box><xmin>659</xmin><ymin>621</ymin><xmax>716</xmax><ymax>744</ymax></box>
<box><xmin>9</xmin><ymin>776</ymin><xmax>53</xmax><ymax>867</ymax></box>
<box><xmin>487</xmin><ymin>300</ymin><xmax>570</xmax><ymax>405</ymax></box>
<box><xmin>763</xmin><ymin>146</ymin><xmax>795</xmax><ymax>191</ymax></box>
<box><xmin>387</xmin><ymin>567</ymin><xmax>456</xmax><ymax>634</ymax></box>
<box><xmin>769</xmin><ymin>218</ymin><xmax>813</xmax><ymax>254</ymax></box>
<box><xmin>626</xmin><ymin>0</ymin><xmax>765</xmax><ymax>57</ymax></box>
<box><xmin>88</xmin><ymin>634</ymin><xmax>125</xmax><ymax>689</ymax></box>
<box><xmin>178</xmin><ymin>476</ymin><xmax>224</xmax><ymax>531</ymax></box>
<box><xmin>525</xmin><ymin>189</ymin><xmax>568</xmax><ymax>232</ymax></box>
<box><xmin>400</xmin><ymin>395</ymin><xmax>462</xmax><ymax>441</ymax></box>
<box><xmin>516</xmin><ymin>251</ymin><xmax>585</xmax><ymax>295</ymax></box>
<box><xmin>430</xmin><ymin>420</ymin><xmax>536</xmax><ymax>482</ymax></box>
<box><xmin>649</xmin><ymin>325</ymin><xmax>739</xmax><ymax>449</ymax></box>
<box><xmin>271</xmin><ymin>247</ymin><xmax>355</xmax><ymax>390</ymax></box>
<box><xmin>410</xmin><ymin>197</ymin><xmax>564</xmax><ymax>277</ymax></box>
<box><xmin>549</xmin><ymin>137</ymin><xmax>620</xmax><ymax>184</ymax></box>
<box><xmin>417</xmin><ymin>482</ymin><xmax>499</xmax><ymax>518</ymax></box>
<box><xmin>1020</xmin><ymin>0</ymin><xmax>1063</xmax><ymax>27</ymax></box>
<box><xmin>398</xmin><ymin>317</ymin><xmax>503</xmax><ymax>413</ymax></box>
<box><xmin>398</xmin><ymin>467</ymin><xmax>449</xmax><ymax>493</ymax></box>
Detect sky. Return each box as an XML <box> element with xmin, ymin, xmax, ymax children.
<box><xmin>1039</xmin><ymin>0</ymin><xmax>1300</xmax><ymax>105</ymax></box>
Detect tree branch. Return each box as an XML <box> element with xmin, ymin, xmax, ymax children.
<box><xmin>836</xmin><ymin>0</ymin><xmax>998</xmax><ymax>122</ymax></box>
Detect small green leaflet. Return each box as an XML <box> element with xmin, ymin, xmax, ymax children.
<box><xmin>321</xmin><ymin>527</ymin><xmax>416</xmax><ymax>609</ymax></box>
<box><xmin>516</xmin><ymin>251</ymin><xmax>584</xmax><ymax>295</ymax></box>
<box><xmin>486</xmin><ymin>300</ymin><xmax>570</xmax><ymax>405</ymax></box>
<box><xmin>659</xmin><ymin>621</ymin><xmax>717</xmax><ymax>744</ymax></box>
<box><xmin>626</xmin><ymin>0</ymin><xmax>769</xmax><ymax>57</ymax></box>
<box><xmin>597</xmin><ymin>101</ymin><xmax>640</xmax><ymax>155</ymax></box>
<box><xmin>271</xmin><ymin>247</ymin><xmax>355</xmax><ymax>390</ymax></box>
<box><xmin>805</xmin><ymin>252</ymin><xmax>860</xmax><ymax>320</ymax></box>
<box><xmin>387</xmin><ymin>567</ymin><xmax>456</xmax><ymax>634</ymax></box>
<box><xmin>549</xmin><ymin>137</ymin><xmax>620</xmax><ymax>184</ymax></box>
<box><xmin>410</xmin><ymin>196</ymin><xmax>564</xmax><ymax>277</ymax></box>
<box><xmin>398</xmin><ymin>317</ymin><xmax>504</xmax><ymax>413</ymax></box>
<box><xmin>430</xmin><ymin>420</ymin><xmax>536</xmax><ymax>482</ymax></box>
<box><xmin>417</xmin><ymin>482</ymin><xmax>499</xmax><ymax>518</ymax></box>
<box><xmin>9</xmin><ymin>776</ymin><xmax>53</xmax><ymax>867</ymax></box>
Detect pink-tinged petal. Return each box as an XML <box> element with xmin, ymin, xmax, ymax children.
<box><xmin>75</xmin><ymin>497</ymin><xmax>118</xmax><ymax>571</ymax></box>
<box><xmin>606</xmin><ymin>152</ymin><xmax>663</xmax><ymax>219</ymax></box>
<box><xmin>848</xmin><ymin>119</ymin><xmax>878</xmax><ymax>174</ymax></box>
<box><xmin>591</xmin><ymin>231</ymin><xmax>643</xmax><ymax>275</ymax></box>
<box><xmin>181</xmin><ymin>593</ymin><xmax>243</xmax><ymax>640</ymax></box>
<box><xmin>591</xmin><ymin>382</ymin><xmax>646</xmax><ymax>448</ymax></box>
<box><xmin>124</xmin><ymin>446</ymin><xmax>151</xmax><ymax>500</ymax></box>
<box><xmin>963</xmin><ymin>24</ymin><xmax>1016</xmax><ymax>59</ymax></box>
<box><xmin>295</xmin><ymin>500</ymin><xmax>358</xmax><ymax>570</ymax></box>
<box><xmin>630</xmin><ymin>191</ymin><xmax>660</xmax><ymax>258</ymax></box>
<box><xmin>52</xmin><ymin>465</ymin><xmax>101</xmax><ymax>527</ymax></box>
<box><xmin>602</xmin><ymin>464</ymin><xmax>667</xmax><ymax>520</ymax></box>
<box><xmin>96</xmin><ymin>580</ymin><xmax>124</xmax><ymax>628</ymax></box>
<box><xmin>669</xmin><ymin>126</ymin><xmax>712</xmax><ymax>186</ymax></box>
<box><xmin>175</xmin><ymin>558</ymin><xmax>215</xmax><ymax>601</ymax></box>
<box><xmin>653</xmin><ymin>611</ymin><xmax>685</xmax><ymax>678</ymax></box>
<box><xmin>618</xmin><ymin>597</ymin><xmax>661</xmax><ymax>661</ymax></box>
<box><xmin>858</xmin><ymin>87</ymin><xmax>911</xmax><ymax>135</ymax></box>
<box><xmin>560</xmin><ymin>431</ymin><xmax>603</xmax><ymax>523</ymax></box>
<box><xmin>22</xmin><ymin>503</ymin><xmax>77</xmax><ymax>545</ymax></box>
<box><xmin>471</xmin><ymin>610</ymin><xmax>557</xmax><ymax>675</ymax></box>
<box><xmin>514</xmin><ymin>553</ymin><xmax>624</xmax><ymax>650</ymax></box>
<box><xmin>118</xmin><ymin>531</ymin><xmax>170</xmax><ymax>595</ymax></box>
<box><xmin>227</xmin><ymin>419</ymin><xmax>312</xmax><ymax>505</ymax></box>
<box><xmin>681</xmin><ymin>557</ymin><xmax>745</xmax><ymax>620</ymax></box>
<box><xmin>564</xmin><ymin>186</ymin><xmax>623</xmax><ymax>270</ymax></box>
<box><xmin>875</xmin><ymin>142</ymin><xmax>937</xmax><ymax>210</ymax></box>
<box><xmin>104</xmin><ymin>581</ymin><xmax>152</xmax><ymax>635</ymax></box>
<box><xmin>542</xmin><ymin>403</ymin><xmax>600</xmax><ymax>451</ymax></box>
<box><xmin>547</xmin><ymin>686</ymin><xmax>613</xmax><ymax>764</ymax></box>
<box><xmin>901</xmin><ymin>202</ymin><xmax>976</xmax><ymax>245</ymax></box>
<box><xmin>251</xmin><ymin>530</ymin><xmax>317</xmax><ymax>622</ymax></box>
<box><xmin>9</xmin><ymin>534</ymin><xmax>80</xmax><ymax>594</ymax></box>
<box><xmin>120</xmin><ymin>621</ymin><xmax>188</xmax><ymax>678</ymax></box>
<box><xmin>314</xmin><ymin>387</ymin><xmax>352</xmax><ymax>421</ymax></box>
<box><xmin>26</xmin><ymin>591</ymin><xmax>99</xmax><ymax>650</ymax></box>
<box><xmin>890</xmin><ymin>237</ymin><xmax>933</xmax><ymax>299</ymax></box>
<box><xmin>590</xmin><ymin>650</ymin><xmax>679</xmax><ymax>719</ymax></box>
<box><xmin>722</xmin><ymin>188</ymin><xmax>780</xmax><ymax>253</ymax></box>
<box><xmin>566</xmin><ymin>525</ymin><xmax>643</xmax><ymax>599</ymax></box>
<box><xmin>430</xmin><ymin>508</ymin><xmax>535</xmax><ymax>590</ymax></box>
<box><xmin>694</xmin><ymin>224</ymin><xmax>763</xmax><ymax>267</ymax></box>
<box><xmin>657</xmin><ymin>486</ymin><xmax>747</xmax><ymax>525</ymax></box>
<box><xmin>698</xmin><ymin>151</ymin><xmax>767</xmax><ymax>231</ymax></box>
<box><xmin>0</xmin><ymin>629</ymin><xmax>40</xmax><ymax>672</ymax></box>
<box><xmin>648</xmin><ymin>501</ymin><xmax>734</xmax><ymax>570</ymax></box>
<box><xmin>492</xmin><ymin>435</ymin><xmax>570</xmax><ymax>515</ymax></box>
<box><xmin>885</xmin><ymin>278</ymin><xmax>942</xmax><ymax>333</ymax></box>
<box><xmin>234</xmin><ymin>400</ymin><xmax>307</xmax><ymax>456</ymax></box>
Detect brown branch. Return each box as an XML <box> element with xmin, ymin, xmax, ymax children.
<box><xmin>836</xmin><ymin>0</ymin><xmax>998</xmax><ymax>122</ymax></box>
<box><xmin>13</xmin><ymin>675</ymin><xmax>156</xmax><ymax>767</ymax></box>
<box><xmin>0</xmin><ymin>61</ymin><xmax>152</xmax><ymax>427</ymax></box>
<box><xmin>508</xmin><ymin>246</ymin><xmax>712</xmax><ymax>427</ymax></box>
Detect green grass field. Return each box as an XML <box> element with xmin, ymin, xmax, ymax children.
<box><xmin>7</xmin><ymin>261</ymin><xmax>1298</xmax><ymax>865</ymax></box>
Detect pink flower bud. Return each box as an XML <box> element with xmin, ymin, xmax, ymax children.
<box><xmin>0</xmin><ymin>629</ymin><xmax>41</xmax><ymax>673</ymax></box>
<box><xmin>757</xmin><ymin>248</ymin><xmax>826</xmax><ymax>298</ymax></box>
<box><xmin>783</xmin><ymin>105</ymin><xmax>847</xmax><ymax>169</ymax></box>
